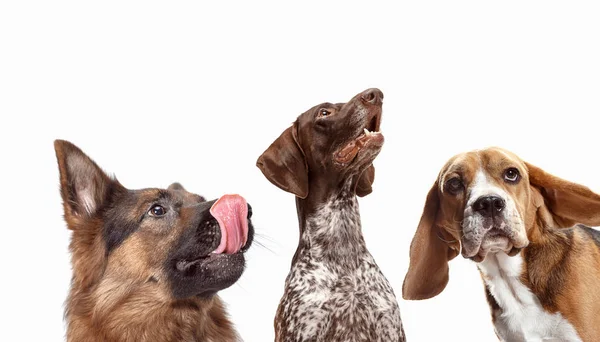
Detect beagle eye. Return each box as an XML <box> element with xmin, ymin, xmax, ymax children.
<box><xmin>317</xmin><ymin>108</ymin><xmax>332</xmax><ymax>118</ymax></box>
<box><xmin>504</xmin><ymin>168</ymin><xmax>521</xmax><ymax>183</ymax></box>
<box><xmin>445</xmin><ymin>177</ymin><xmax>464</xmax><ymax>194</ymax></box>
<box><xmin>149</xmin><ymin>205</ymin><xmax>167</xmax><ymax>217</ymax></box>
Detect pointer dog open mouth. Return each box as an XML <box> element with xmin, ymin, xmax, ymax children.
<box><xmin>334</xmin><ymin>113</ymin><xmax>383</xmax><ymax>164</ymax></box>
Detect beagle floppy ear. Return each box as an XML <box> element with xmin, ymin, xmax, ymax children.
<box><xmin>356</xmin><ymin>165</ymin><xmax>375</xmax><ymax>197</ymax></box>
<box><xmin>526</xmin><ymin>162</ymin><xmax>600</xmax><ymax>228</ymax></box>
<box><xmin>257</xmin><ymin>122</ymin><xmax>309</xmax><ymax>199</ymax></box>
<box><xmin>403</xmin><ymin>181</ymin><xmax>460</xmax><ymax>300</ymax></box>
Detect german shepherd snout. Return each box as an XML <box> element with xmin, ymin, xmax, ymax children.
<box><xmin>55</xmin><ymin>140</ymin><xmax>253</xmax><ymax>342</ymax></box>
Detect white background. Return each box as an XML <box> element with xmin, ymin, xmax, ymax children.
<box><xmin>1</xmin><ymin>1</ymin><xmax>600</xmax><ymax>341</ymax></box>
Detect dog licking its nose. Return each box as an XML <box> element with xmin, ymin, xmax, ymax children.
<box><xmin>210</xmin><ymin>194</ymin><xmax>249</xmax><ymax>254</ymax></box>
<box><xmin>54</xmin><ymin>140</ymin><xmax>253</xmax><ymax>341</ymax></box>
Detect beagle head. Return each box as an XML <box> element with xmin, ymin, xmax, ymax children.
<box><xmin>443</xmin><ymin>148</ymin><xmax>530</xmax><ymax>262</ymax></box>
<box><xmin>403</xmin><ymin>147</ymin><xmax>600</xmax><ymax>300</ymax></box>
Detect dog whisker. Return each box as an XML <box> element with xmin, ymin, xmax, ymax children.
<box><xmin>250</xmin><ymin>231</ymin><xmax>279</xmax><ymax>254</ymax></box>
<box><xmin>253</xmin><ymin>232</ymin><xmax>278</xmax><ymax>243</ymax></box>
<box><xmin>252</xmin><ymin>239</ymin><xmax>276</xmax><ymax>255</ymax></box>
<box><xmin>233</xmin><ymin>276</ymin><xmax>251</xmax><ymax>294</ymax></box>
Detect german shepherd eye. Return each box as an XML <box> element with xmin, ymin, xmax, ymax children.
<box><xmin>149</xmin><ymin>205</ymin><xmax>167</xmax><ymax>217</ymax></box>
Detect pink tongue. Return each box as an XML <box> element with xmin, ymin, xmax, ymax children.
<box><xmin>210</xmin><ymin>194</ymin><xmax>249</xmax><ymax>255</ymax></box>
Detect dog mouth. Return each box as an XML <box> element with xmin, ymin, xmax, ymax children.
<box><xmin>175</xmin><ymin>253</ymin><xmax>215</xmax><ymax>273</ymax></box>
<box><xmin>167</xmin><ymin>196</ymin><xmax>254</xmax><ymax>299</ymax></box>
<box><xmin>172</xmin><ymin>250</ymin><xmax>247</xmax><ymax>298</ymax></box>
<box><xmin>175</xmin><ymin>251</ymin><xmax>246</xmax><ymax>274</ymax></box>
<box><xmin>175</xmin><ymin>195</ymin><xmax>252</xmax><ymax>274</ymax></box>
<box><xmin>463</xmin><ymin>227</ymin><xmax>526</xmax><ymax>262</ymax></box>
<box><xmin>334</xmin><ymin>112</ymin><xmax>384</xmax><ymax>164</ymax></box>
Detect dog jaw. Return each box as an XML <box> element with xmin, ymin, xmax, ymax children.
<box><xmin>333</xmin><ymin>105</ymin><xmax>384</xmax><ymax>166</ymax></box>
<box><xmin>334</xmin><ymin>129</ymin><xmax>384</xmax><ymax>164</ymax></box>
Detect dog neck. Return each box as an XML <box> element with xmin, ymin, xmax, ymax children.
<box><xmin>295</xmin><ymin>178</ymin><xmax>368</xmax><ymax>267</ymax></box>
<box><xmin>477</xmin><ymin>250</ymin><xmax>582</xmax><ymax>341</ymax></box>
<box><xmin>476</xmin><ymin>208</ymin><xmax>584</xmax><ymax>341</ymax></box>
<box><xmin>66</xmin><ymin>286</ymin><xmax>239</xmax><ymax>342</ymax></box>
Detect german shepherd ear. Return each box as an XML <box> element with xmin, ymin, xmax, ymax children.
<box><xmin>54</xmin><ymin>140</ymin><xmax>121</xmax><ymax>220</ymax></box>
<box><xmin>403</xmin><ymin>181</ymin><xmax>460</xmax><ymax>300</ymax></box>
<box><xmin>526</xmin><ymin>162</ymin><xmax>600</xmax><ymax>228</ymax></box>
<box><xmin>168</xmin><ymin>182</ymin><xmax>186</xmax><ymax>191</ymax></box>
<box><xmin>256</xmin><ymin>122</ymin><xmax>309</xmax><ymax>199</ymax></box>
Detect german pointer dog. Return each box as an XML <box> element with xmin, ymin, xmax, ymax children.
<box><xmin>258</xmin><ymin>89</ymin><xmax>405</xmax><ymax>342</ymax></box>
<box><xmin>404</xmin><ymin>147</ymin><xmax>600</xmax><ymax>341</ymax></box>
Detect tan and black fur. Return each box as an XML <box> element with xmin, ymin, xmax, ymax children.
<box><xmin>55</xmin><ymin>140</ymin><xmax>254</xmax><ymax>342</ymax></box>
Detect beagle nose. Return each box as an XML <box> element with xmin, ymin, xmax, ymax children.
<box><xmin>361</xmin><ymin>88</ymin><xmax>384</xmax><ymax>105</ymax></box>
<box><xmin>473</xmin><ymin>196</ymin><xmax>505</xmax><ymax>217</ymax></box>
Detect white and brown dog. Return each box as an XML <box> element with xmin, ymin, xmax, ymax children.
<box><xmin>403</xmin><ymin>147</ymin><xmax>600</xmax><ymax>342</ymax></box>
<box><xmin>258</xmin><ymin>89</ymin><xmax>404</xmax><ymax>342</ymax></box>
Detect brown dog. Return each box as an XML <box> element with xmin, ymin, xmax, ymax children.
<box><xmin>258</xmin><ymin>89</ymin><xmax>405</xmax><ymax>342</ymax></box>
<box><xmin>403</xmin><ymin>147</ymin><xmax>600</xmax><ymax>341</ymax></box>
<box><xmin>55</xmin><ymin>140</ymin><xmax>254</xmax><ymax>342</ymax></box>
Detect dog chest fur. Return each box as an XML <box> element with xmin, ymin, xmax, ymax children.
<box><xmin>276</xmin><ymin>192</ymin><xmax>404</xmax><ymax>342</ymax></box>
<box><xmin>479</xmin><ymin>253</ymin><xmax>581</xmax><ymax>342</ymax></box>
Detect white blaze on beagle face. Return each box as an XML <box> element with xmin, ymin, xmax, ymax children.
<box><xmin>460</xmin><ymin>170</ymin><xmax>528</xmax><ymax>260</ymax></box>
<box><xmin>438</xmin><ymin>148</ymin><xmax>531</xmax><ymax>262</ymax></box>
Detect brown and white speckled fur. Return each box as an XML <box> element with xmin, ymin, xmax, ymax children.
<box><xmin>258</xmin><ymin>89</ymin><xmax>405</xmax><ymax>342</ymax></box>
<box><xmin>275</xmin><ymin>182</ymin><xmax>404</xmax><ymax>342</ymax></box>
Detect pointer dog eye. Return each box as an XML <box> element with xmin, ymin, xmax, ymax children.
<box><xmin>317</xmin><ymin>108</ymin><xmax>332</xmax><ymax>118</ymax></box>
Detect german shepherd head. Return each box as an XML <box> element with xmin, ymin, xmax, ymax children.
<box><xmin>55</xmin><ymin>140</ymin><xmax>254</xmax><ymax>342</ymax></box>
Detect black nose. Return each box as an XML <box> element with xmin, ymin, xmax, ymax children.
<box><xmin>361</xmin><ymin>88</ymin><xmax>384</xmax><ymax>105</ymax></box>
<box><xmin>473</xmin><ymin>196</ymin><xmax>505</xmax><ymax>217</ymax></box>
<box><xmin>247</xmin><ymin>204</ymin><xmax>253</xmax><ymax>219</ymax></box>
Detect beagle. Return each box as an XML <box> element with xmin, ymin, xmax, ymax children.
<box><xmin>403</xmin><ymin>147</ymin><xmax>600</xmax><ymax>342</ymax></box>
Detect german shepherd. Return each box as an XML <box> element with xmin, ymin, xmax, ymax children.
<box><xmin>55</xmin><ymin>140</ymin><xmax>254</xmax><ymax>342</ymax></box>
